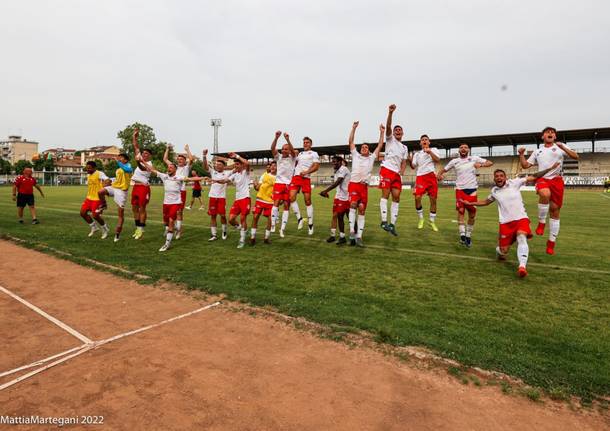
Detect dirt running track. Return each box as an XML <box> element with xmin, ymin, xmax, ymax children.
<box><xmin>0</xmin><ymin>240</ymin><xmax>607</xmax><ymax>431</ymax></box>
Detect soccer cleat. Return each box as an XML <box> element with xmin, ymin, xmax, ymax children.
<box><xmin>429</xmin><ymin>221</ymin><xmax>439</xmax><ymax>232</ymax></box>
<box><xmin>159</xmin><ymin>243</ymin><xmax>170</xmax><ymax>252</ymax></box>
<box><xmin>249</xmin><ymin>238</ymin><xmax>256</xmax><ymax>246</ymax></box>
<box><xmin>308</xmin><ymin>224</ymin><xmax>314</xmax><ymax>235</ymax></box>
<box><xmin>535</xmin><ymin>222</ymin><xmax>546</xmax><ymax>236</ymax></box>
<box><xmin>417</xmin><ymin>219</ymin><xmax>424</xmax><ymax>229</ymax></box>
<box><xmin>101</xmin><ymin>225</ymin><xmax>109</xmax><ymax>240</ymax></box>
<box><xmin>460</xmin><ymin>235</ymin><xmax>467</xmax><ymax>245</ymax></box>
<box><xmin>387</xmin><ymin>223</ymin><xmax>398</xmax><ymax>236</ymax></box>
<box><xmin>221</xmin><ymin>231</ymin><xmax>228</xmax><ymax>240</ymax></box>
<box><xmin>326</xmin><ymin>236</ymin><xmax>336</xmax><ymax>243</ymax></box>
<box><xmin>270</xmin><ymin>224</ymin><xmax>276</xmax><ymax>233</ymax></box>
<box><xmin>337</xmin><ymin>237</ymin><xmax>347</xmax><ymax>245</ymax></box>
<box><xmin>88</xmin><ymin>225</ymin><xmax>100</xmax><ymax>237</ymax></box>
<box><xmin>297</xmin><ymin>217</ymin><xmax>304</xmax><ymax>230</ymax></box>
<box><xmin>355</xmin><ymin>238</ymin><xmax>365</xmax><ymax>247</ymax></box>
<box><xmin>134</xmin><ymin>229</ymin><xmax>143</xmax><ymax>240</ymax></box>
<box><xmin>132</xmin><ymin>230</ymin><xmax>138</xmax><ymax>238</ymax></box>
<box><xmin>31</xmin><ymin>219</ymin><xmax>40</xmax><ymax>225</ymax></box>
<box><xmin>237</xmin><ymin>241</ymin><xmax>245</xmax><ymax>249</ymax></box>
<box><xmin>175</xmin><ymin>229</ymin><xmax>182</xmax><ymax>240</ymax></box>
<box><xmin>517</xmin><ymin>266</ymin><xmax>528</xmax><ymax>278</ymax></box>
<box><xmin>114</xmin><ymin>234</ymin><xmax>120</xmax><ymax>243</ymax></box>
<box><xmin>208</xmin><ymin>235</ymin><xmax>218</xmax><ymax>242</ymax></box>
<box><xmin>279</xmin><ymin>229</ymin><xmax>285</xmax><ymax>238</ymax></box>
<box><xmin>546</xmin><ymin>240</ymin><xmax>556</xmax><ymax>255</ymax></box>
<box><xmin>465</xmin><ymin>237</ymin><xmax>472</xmax><ymax>248</ymax></box>
<box><xmin>199</xmin><ymin>206</ymin><xmax>205</xmax><ymax>211</ymax></box>
<box><xmin>264</xmin><ymin>238</ymin><xmax>271</xmax><ymax>244</ymax></box>
<box><xmin>380</xmin><ymin>221</ymin><xmax>388</xmax><ymax>231</ymax></box>
<box><xmin>185</xmin><ymin>206</ymin><xmax>191</xmax><ymax>210</ymax></box>
<box><xmin>349</xmin><ymin>237</ymin><xmax>356</xmax><ymax>246</ymax></box>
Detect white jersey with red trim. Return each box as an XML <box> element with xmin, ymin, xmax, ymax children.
<box><xmin>158</xmin><ymin>172</ymin><xmax>186</xmax><ymax>205</ymax></box>
<box><xmin>295</xmin><ymin>150</ymin><xmax>320</xmax><ymax>178</ymax></box>
<box><xmin>412</xmin><ymin>148</ymin><xmax>441</xmax><ymax>176</ymax></box>
<box><xmin>334</xmin><ymin>165</ymin><xmax>351</xmax><ymax>201</ymax></box>
<box><xmin>527</xmin><ymin>143</ymin><xmax>569</xmax><ymax>179</ymax></box>
<box><xmin>443</xmin><ymin>155</ymin><xmax>488</xmax><ymax>190</ymax></box>
<box><xmin>229</xmin><ymin>170</ymin><xmax>250</xmax><ymax>200</ymax></box>
<box><xmin>488</xmin><ymin>177</ymin><xmax>528</xmax><ymax>224</ymax></box>
<box><xmin>209</xmin><ymin>169</ymin><xmax>230</xmax><ymax>199</ymax></box>
<box><xmin>274</xmin><ymin>153</ymin><xmax>296</xmax><ymax>184</ymax></box>
<box><xmin>131</xmin><ymin>161</ymin><xmax>152</xmax><ymax>185</ymax></box>
<box><xmin>381</xmin><ymin>135</ymin><xmax>408</xmax><ymax>173</ymax></box>
<box><xmin>350</xmin><ymin>149</ymin><xmax>375</xmax><ymax>184</ymax></box>
<box><xmin>176</xmin><ymin>163</ymin><xmax>191</xmax><ymax>191</ymax></box>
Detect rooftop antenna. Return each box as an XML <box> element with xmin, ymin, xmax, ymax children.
<box><xmin>210</xmin><ymin>118</ymin><xmax>222</xmax><ymax>154</ymax></box>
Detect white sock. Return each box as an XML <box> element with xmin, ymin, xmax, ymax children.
<box><xmin>306</xmin><ymin>205</ymin><xmax>314</xmax><ymax>225</ymax></box>
<box><xmin>240</xmin><ymin>229</ymin><xmax>246</xmax><ymax>242</ymax></box>
<box><xmin>165</xmin><ymin>232</ymin><xmax>174</xmax><ymax>245</ymax></box>
<box><xmin>339</xmin><ymin>231</ymin><xmax>345</xmax><ymax>238</ymax></box>
<box><xmin>380</xmin><ymin>198</ymin><xmax>388</xmax><ymax>223</ymax></box>
<box><xmin>264</xmin><ymin>229</ymin><xmax>270</xmax><ymax>239</ymax></box>
<box><xmin>271</xmin><ymin>206</ymin><xmax>279</xmax><ymax>226</ymax></box>
<box><xmin>211</xmin><ymin>226</ymin><xmax>217</xmax><ymax>237</ymax></box>
<box><xmin>429</xmin><ymin>212</ymin><xmax>436</xmax><ymax>222</ymax></box>
<box><xmin>549</xmin><ymin>218</ymin><xmax>560</xmax><ymax>242</ymax></box>
<box><xmin>222</xmin><ymin>224</ymin><xmax>227</xmax><ymax>234</ymax></box>
<box><xmin>357</xmin><ymin>214</ymin><xmax>365</xmax><ymax>239</ymax></box>
<box><xmin>176</xmin><ymin>220</ymin><xmax>182</xmax><ymax>232</ymax></box>
<box><xmin>416</xmin><ymin>208</ymin><xmax>424</xmax><ymax>219</ymax></box>
<box><xmin>89</xmin><ymin>221</ymin><xmax>97</xmax><ymax>228</ymax></box>
<box><xmin>390</xmin><ymin>202</ymin><xmax>399</xmax><ymax>225</ymax></box>
<box><xmin>281</xmin><ymin>211</ymin><xmax>289</xmax><ymax>231</ymax></box>
<box><xmin>458</xmin><ymin>224</ymin><xmax>466</xmax><ymax>236</ymax></box>
<box><xmin>538</xmin><ymin>204</ymin><xmax>549</xmax><ymax>223</ymax></box>
<box><xmin>465</xmin><ymin>224</ymin><xmax>474</xmax><ymax>238</ymax></box>
<box><xmin>251</xmin><ymin>228</ymin><xmax>257</xmax><ymax>239</ymax></box>
<box><xmin>348</xmin><ymin>208</ymin><xmax>356</xmax><ymax>236</ymax></box>
<box><xmin>291</xmin><ymin>201</ymin><xmax>301</xmax><ymax>220</ymax></box>
<box><xmin>330</xmin><ymin>228</ymin><xmax>336</xmax><ymax>237</ymax></box>
<box><xmin>516</xmin><ymin>234</ymin><xmax>529</xmax><ymax>268</ymax></box>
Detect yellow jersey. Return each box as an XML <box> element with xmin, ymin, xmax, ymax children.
<box><xmin>86</xmin><ymin>171</ymin><xmax>108</xmax><ymax>200</ymax></box>
<box><xmin>256</xmin><ymin>172</ymin><xmax>275</xmax><ymax>203</ymax></box>
<box><xmin>112</xmin><ymin>167</ymin><xmax>131</xmax><ymax>191</ymax></box>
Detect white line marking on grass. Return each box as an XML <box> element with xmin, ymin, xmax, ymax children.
<box><xmin>0</xmin><ymin>345</ymin><xmax>86</xmax><ymax>378</ymax></box>
<box><xmin>600</xmin><ymin>193</ymin><xmax>610</xmax><ymax>200</ymax></box>
<box><xmin>0</xmin><ymin>284</ymin><xmax>93</xmax><ymax>344</ymax></box>
<box><xmin>0</xmin><ymin>301</ymin><xmax>221</xmax><ymax>392</ymax></box>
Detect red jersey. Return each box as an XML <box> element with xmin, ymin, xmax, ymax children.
<box><xmin>14</xmin><ymin>175</ymin><xmax>37</xmax><ymax>194</ymax></box>
<box><xmin>192</xmin><ymin>180</ymin><xmax>202</xmax><ymax>191</ymax></box>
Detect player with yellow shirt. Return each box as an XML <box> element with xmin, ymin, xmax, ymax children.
<box><xmin>80</xmin><ymin>161</ymin><xmax>110</xmax><ymax>239</ymax></box>
<box><xmin>250</xmin><ymin>162</ymin><xmax>277</xmax><ymax>245</ymax></box>
<box><xmin>97</xmin><ymin>153</ymin><xmax>133</xmax><ymax>242</ymax></box>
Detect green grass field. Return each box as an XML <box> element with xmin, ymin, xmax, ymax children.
<box><xmin>1</xmin><ymin>185</ymin><xmax>609</xmax><ymax>401</ymax></box>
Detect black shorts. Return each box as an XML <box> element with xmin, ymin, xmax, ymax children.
<box><xmin>17</xmin><ymin>193</ymin><xmax>35</xmax><ymax>208</ymax></box>
<box><xmin>192</xmin><ymin>189</ymin><xmax>202</xmax><ymax>198</ymax></box>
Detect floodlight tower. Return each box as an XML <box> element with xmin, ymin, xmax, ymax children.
<box><xmin>210</xmin><ymin>118</ymin><xmax>222</xmax><ymax>154</ymax></box>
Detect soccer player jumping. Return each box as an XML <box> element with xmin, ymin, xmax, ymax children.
<box><xmin>409</xmin><ymin>134</ymin><xmax>441</xmax><ymax>231</ymax></box>
<box><xmin>271</xmin><ymin>131</ymin><xmax>297</xmax><ymax>238</ymax></box>
<box><xmin>289</xmin><ymin>136</ymin><xmax>320</xmax><ymax>235</ymax></box>
<box><xmin>518</xmin><ymin>127</ymin><xmax>578</xmax><ymax>255</ymax></box>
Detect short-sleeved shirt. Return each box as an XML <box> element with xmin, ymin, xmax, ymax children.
<box><xmin>333</xmin><ymin>165</ymin><xmax>351</xmax><ymax>201</ymax></box>
<box><xmin>256</xmin><ymin>172</ymin><xmax>276</xmax><ymax>203</ymax></box>
<box><xmin>131</xmin><ymin>159</ymin><xmax>152</xmax><ymax>185</ymax></box>
<box><xmin>209</xmin><ymin>169</ymin><xmax>230</xmax><ymax>198</ymax></box>
<box><xmin>176</xmin><ymin>163</ymin><xmax>191</xmax><ymax>191</ymax></box>
<box><xmin>381</xmin><ymin>135</ymin><xmax>408</xmax><ymax>174</ymax></box>
<box><xmin>112</xmin><ymin>167</ymin><xmax>132</xmax><ymax>191</ymax></box>
<box><xmin>488</xmin><ymin>177</ymin><xmax>528</xmax><ymax>224</ymax></box>
<box><xmin>412</xmin><ymin>148</ymin><xmax>441</xmax><ymax>176</ymax></box>
<box><xmin>295</xmin><ymin>150</ymin><xmax>320</xmax><ymax>178</ymax></box>
<box><xmin>86</xmin><ymin>171</ymin><xmax>109</xmax><ymax>200</ymax></box>
<box><xmin>443</xmin><ymin>155</ymin><xmax>488</xmax><ymax>190</ymax></box>
<box><xmin>350</xmin><ymin>149</ymin><xmax>375</xmax><ymax>184</ymax></box>
<box><xmin>14</xmin><ymin>175</ymin><xmax>37</xmax><ymax>195</ymax></box>
<box><xmin>274</xmin><ymin>153</ymin><xmax>296</xmax><ymax>184</ymax></box>
<box><xmin>158</xmin><ymin>173</ymin><xmax>185</xmax><ymax>205</ymax></box>
<box><xmin>527</xmin><ymin>143</ymin><xmax>569</xmax><ymax>179</ymax></box>
<box><xmin>229</xmin><ymin>170</ymin><xmax>251</xmax><ymax>200</ymax></box>
<box><xmin>192</xmin><ymin>180</ymin><xmax>202</xmax><ymax>191</ymax></box>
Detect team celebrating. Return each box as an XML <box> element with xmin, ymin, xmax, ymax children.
<box><xmin>12</xmin><ymin>104</ymin><xmax>579</xmax><ymax>277</ymax></box>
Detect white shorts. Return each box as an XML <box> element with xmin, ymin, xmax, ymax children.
<box><xmin>106</xmin><ymin>187</ymin><xmax>128</xmax><ymax>209</ymax></box>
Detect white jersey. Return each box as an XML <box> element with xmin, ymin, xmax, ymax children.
<box><xmin>176</xmin><ymin>163</ymin><xmax>191</xmax><ymax>191</ymax></box>
<box><xmin>334</xmin><ymin>165</ymin><xmax>351</xmax><ymax>201</ymax></box>
<box><xmin>158</xmin><ymin>172</ymin><xmax>185</xmax><ymax>205</ymax></box>
<box><xmin>274</xmin><ymin>153</ymin><xmax>296</xmax><ymax>184</ymax></box>
<box><xmin>412</xmin><ymin>148</ymin><xmax>441</xmax><ymax>176</ymax></box>
<box><xmin>229</xmin><ymin>170</ymin><xmax>251</xmax><ymax>200</ymax></box>
<box><xmin>350</xmin><ymin>149</ymin><xmax>375</xmax><ymax>184</ymax></box>
<box><xmin>488</xmin><ymin>177</ymin><xmax>528</xmax><ymax>224</ymax></box>
<box><xmin>209</xmin><ymin>169</ymin><xmax>230</xmax><ymax>199</ymax></box>
<box><xmin>131</xmin><ymin>161</ymin><xmax>152</xmax><ymax>185</ymax></box>
<box><xmin>295</xmin><ymin>150</ymin><xmax>320</xmax><ymax>178</ymax></box>
<box><xmin>527</xmin><ymin>143</ymin><xmax>569</xmax><ymax>179</ymax></box>
<box><xmin>443</xmin><ymin>155</ymin><xmax>488</xmax><ymax>190</ymax></box>
<box><xmin>381</xmin><ymin>135</ymin><xmax>408</xmax><ymax>173</ymax></box>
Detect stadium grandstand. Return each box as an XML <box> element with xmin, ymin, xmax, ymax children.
<box><xmin>216</xmin><ymin>127</ymin><xmax>610</xmax><ymax>188</ymax></box>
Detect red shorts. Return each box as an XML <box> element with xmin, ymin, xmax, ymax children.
<box><xmin>230</xmin><ymin>197</ymin><xmax>251</xmax><ymax>217</ymax></box>
<box><xmin>254</xmin><ymin>200</ymin><xmax>273</xmax><ymax>217</ymax></box>
<box><xmin>180</xmin><ymin>190</ymin><xmax>187</xmax><ymax>209</ymax></box>
<box><xmin>289</xmin><ymin>175</ymin><xmax>312</xmax><ymax>193</ymax></box>
<box><xmin>162</xmin><ymin>203</ymin><xmax>181</xmax><ymax>224</ymax></box>
<box><xmin>378</xmin><ymin>166</ymin><xmax>402</xmax><ymax>190</ymax></box>
<box><xmin>81</xmin><ymin>198</ymin><xmax>101</xmax><ymax>214</ymax></box>
<box><xmin>333</xmin><ymin>198</ymin><xmax>350</xmax><ymax>214</ymax></box>
<box><xmin>535</xmin><ymin>176</ymin><xmax>564</xmax><ymax>208</ymax></box>
<box><xmin>498</xmin><ymin>218</ymin><xmax>533</xmax><ymax>248</ymax></box>
<box><xmin>207</xmin><ymin>197</ymin><xmax>226</xmax><ymax>216</ymax></box>
<box><xmin>348</xmin><ymin>182</ymin><xmax>368</xmax><ymax>210</ymax></box>
<box><xmin>456</xmin><ymin>189</ymin><xmax>477</xmax><ymax>213</ymax></box>
<box><xmin>131</xmin><ymin>184</ymin><xmax>151</xmax><ymax>207</ymax></box>
<box><xmin>273</xmin><ymin>183</ymin><xmax>290</xmax><ymax>201</ymax></box>
<box><xmin>414</xmin><ymin>172</ymin><xmax>438</xmax><ymax>198</ymax></box>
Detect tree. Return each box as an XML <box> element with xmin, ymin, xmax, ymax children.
<box><xmin>116</xmin><ymin>122</ymin><xmax>173</xmax><ymax>164</ymax></box>
<box><xmin>190</xmin><ymin>159</ymin><xmax>209</xmax><ymax>177</ymax></box>
<box><xmin>14</xmin><ymin>160</ymin><xmax>33</xmax><ymax>174</ymax></box>
<box><xmin>104</xmin><ymin>159</ymin><xmax>118</xmax><ymax>178</ymax></box>
<box><xmin>0</xmin><ymin>159</ymin><xmax>11</xmax><ymax>175</ymax></box>
<box><xmin>33</xmin><ymin>157</ymin><xmax>54</xmax><ymax>171</ymax></box>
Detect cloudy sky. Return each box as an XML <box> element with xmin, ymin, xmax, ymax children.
<box><xmin>2</xmin><ymin>0</ymin><xmax>609</xmax><ymax>154</ymax></box>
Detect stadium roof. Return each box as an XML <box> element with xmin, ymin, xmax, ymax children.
<box><xmin>215</xmin><ymin>127</ymin><xmax>610</xmax><ymax>159</ymax></box>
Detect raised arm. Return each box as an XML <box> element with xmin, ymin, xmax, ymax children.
<box><xmin>229</xmin><ymin>152</ymin><xmax>249</xmax><ymax>169</ymax></box>
<box><xmin>163</xmin><ymin>145</ymin><xmax>171</xmax><ymax>167</ymax></box>
<box><xmin>270</xmin><ymin>131</ymin><xmax>282</xmax><ymax>157</ymax></box>
<box><xmin>556</xmin><ymin>142</ymin><xmax>579</xmax><ymax>160</ymax></box>
<box><xmin>184</xmin><ymin>144</ymin><xmax>195</xmax><ymax>164</ymax></box>
<box><xmin>132</xmin><ymin>128</ymin><xmax>141</xmax><ymax>159</ymax></box>
<box><xmin>283</xmin><ymin>133</ymin><xmax>294</xmax><ymax>155</ymax></box>
<box><xmin>518</xmin><ymin>147</ymin><xmax>532</xmax><ymax>169</ymax></box>
<box><xmin>385</xmin><ymin>104</ymin><xmax>395</xmax><ymax>137</ymax></box>
<box><xmin>348</xmin><ymin>121</ymin><xmax>359</xmax><ymax>153</ymax></box>
<box><xmin>374</xmin><ymin>123</ymin><xmax>386</xmax><ymax>158</ymax></box>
